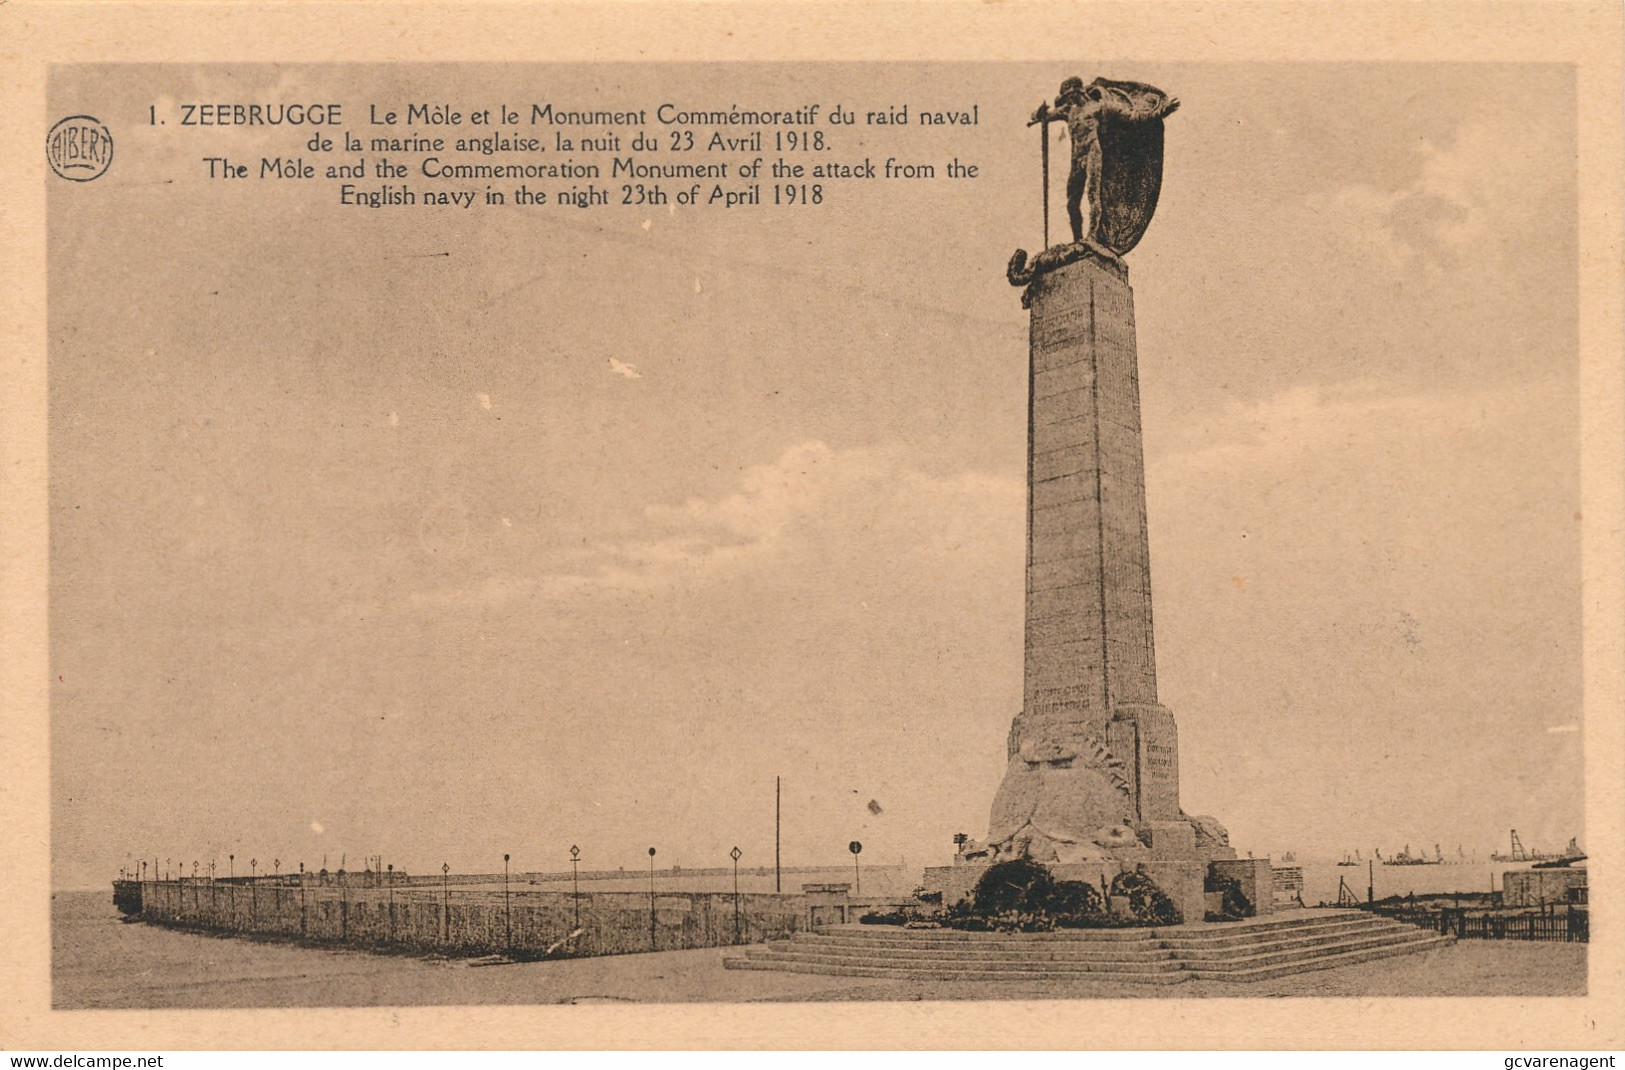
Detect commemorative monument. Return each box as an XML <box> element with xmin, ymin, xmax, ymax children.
<box><xmin>925</xmin><ymin>77</ymin><xmax>1269</xmax><ymax>923</ymax></box>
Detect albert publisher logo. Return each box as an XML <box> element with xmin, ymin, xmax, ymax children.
<box><xmin>47</xmin><ymin>115</ymin><xmax>113</xmax><ymax>181</ymax></box>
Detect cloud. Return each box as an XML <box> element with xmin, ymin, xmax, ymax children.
<box><xmin>383</xmin><ymin>441</ymin><xmax>1021</xmax><ymax>611</ymax></box>
<box><xmin>1149</xmin><ymin>378</ymin><xmax>1556</xmax><ymax>485</ymax></box>
<box><xmin>583</xmin><ymin>441</ymin><xmax>1020</xmax><ymax>591</ymax></box>
<box><xmin>1309</xmin><ymin>121</ymin><xmax>1562</xmax><ymax>272</ymax></box>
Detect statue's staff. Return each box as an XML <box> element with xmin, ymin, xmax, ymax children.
<box><xmin>1028</xmin><ymin>105</ymin><xmax>1057</xmax><ymax>248</ymax></box>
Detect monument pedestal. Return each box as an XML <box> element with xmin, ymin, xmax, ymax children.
<box><xmin>923</xmin><ymin>858</ymin><xmax>1211</xmax><ymax>926</ymax></box>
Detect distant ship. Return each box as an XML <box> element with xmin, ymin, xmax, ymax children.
<box><xmin>1532</xmin><ymin>838</ymin><xmax>1586</xmax><ymax>869</ymax></box>
<box><xmin>1337</xmin><ymin>849</ymin><xmax>1362</xmax><ymax>867</ymax></box>
<box><xmin>1381</xmin><ymin>843</ymin><xmax>1442</xmax><ymax>866</ymax></box>
<box><xmin>1280</xmin><ymin>851</ymin><xmax>1296</xmax><ymax>863</ymax></box>
<box><xmin>1490</xmin><ymin>829</ymin><xmax>1563</xmax><ymax>864</ymax></box>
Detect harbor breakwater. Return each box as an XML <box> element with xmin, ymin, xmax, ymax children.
<box><xmin>114</xmin><ymin>878</ymin><xmax>810</xmax><ymax>958</ymax></box>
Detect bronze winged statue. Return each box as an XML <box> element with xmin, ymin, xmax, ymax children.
<box><xmin>1010</xmin><ymin>76</ymin><xmax>1178</xmax><ymax>291</ymax></box>
<box><xmin>1030</xmin><ymin>76</ymin><xmax>1179</xmax><ymax>253</ymax></box>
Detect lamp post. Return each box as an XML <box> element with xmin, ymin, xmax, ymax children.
<box><xmin>442</xmin><ymin>862</ymin><xmax>451</xmax><ymax>944</ymax></box>
<box><xmin>387</xmin><ymin>864</ymin><xmax>395</xmax><ymax>943</ymax></box>
<box><xmin>569</xmin><ymin>846</ymin><xmax>581</xmax><ymax>932</ymax></box>
<box><xmin>249</xmin><ymin>858</ymin><xmax>257</xmax><ymax>923</ymax></box>
<box><xmin>503</xmin><ymin>853</ymin><xmax>512</xmax><ymax>950</ymax></box>
<box><xmin>849</xmin><ymin>841</ymin><xmax>863</xmax><ymax>896</ymax></box>
<box><xmin>229</xmin><ymin>854</ymin><xmax>235</xmax><ymax>880</ymax></box>
<box><xmin>730</xmin><ymin>846</ymin><xmax>743</xmax><ymax>945</ymax></box>
<box><xmin>647</xmin><ymin>847</ymin><xmax>657</xmax><ymax>952</ymax></box>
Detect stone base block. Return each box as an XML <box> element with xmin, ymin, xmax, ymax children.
<box><xmin>920</xmin><ymin>865</ymin><xmax>980</xmax><ymax>907</ymax></box>
<box><xmin>1028</xmin><ymin>860</ymin><xmax>1207</xmax><ymax>926</ymax></box>
<box><xmin>1144</xmin><ymin>820</ymin><xmax>1196</xmax><ymax>859</ymax></box>
<box><xmin>926</xmin><ymin>854</ymin><xmax>1216</xmax><ymax>926</ymax></box>
<box><xmin>1131</xmin><ymin>860</ymin><xmax>1206</xmax><ymax>925</ymax></box>
<box><xmin>1209</xmin><ymin>857</ymin><xmax>1274</xmax><ymax>916</ymax></box>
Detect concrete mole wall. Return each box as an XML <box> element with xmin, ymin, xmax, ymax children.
<box><xmin>121</xmin><ymin>879</ymin><xmax>804</xmax><ymax>958</ymax></box>
<box><xmin>1502</xmin><ymin>868</ymin><xmax>1587</xmax><ymax>908</ymax></box>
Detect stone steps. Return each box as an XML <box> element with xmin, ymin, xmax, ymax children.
<box><xmin>813</xmin><ymin>926</ymin><xmax>1157</xmax><ymax>944</ymax></box>
<box><xmin>1159</xmin><ymin>912</ymin><xmax>1381</xmax><ymax>940</ymax></box>
<box><xmin>756</xmin><ymin>940</ymin><xmax>1174</xmax><ymax>964</ymax></box>
<box><xmin>1157</xmin><ymin>910</ymin><xmax>1410</xmax><ymax>943</ymax></box>
<box><xmin>1185</xmin><ymin>933</ymin><xmax>1453</xmax><ymax>983</ymax></box>
<box><xmin>744</xmin><ymin>947</ymin><xmax>1183</xmax><ymax>973</ymax></box>
<box><xmin>722</xmin><ymin>911</ymin><xmax>1453</xmax><ymax>984</ymax></box>
<box><xmin>1171</xmin><ymin>927</ymin><xmax>1445</xmax><ymax>971</ymax></box>
<box><xmin>724</xmin><ymin>957</ymin><xmax>1190</xmax><ymax>984</ymax></box>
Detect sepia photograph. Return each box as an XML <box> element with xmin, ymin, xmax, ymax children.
<box><xmin>5</xmin><ymin>1</ymin><xmax>1623</xmax><ymax>1054</ymax></box>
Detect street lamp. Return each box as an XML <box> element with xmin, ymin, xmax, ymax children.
<box><xmin>849</xmin><ymin>840</ymin><xmax>863</xmax><ymax>896</ymax></box>
<box><xmin>647</xmin><ymin>847</ymin><xmax>657</xmax><ymax>951</ymax></box>
<box><xmin>442</xmin><ymin>862</ymin><xmax>451</xmax><ymax>944</ymax></box>
<box><xmin>730</xmin><ymin>846</ymin><xmax>743</xmax><ymax>944</ymax></box>
<box><xmin>503</xmin><ymin>853</ymin><xmax>512</xmax><ymax>950</ymax></box>
<box><xmin>569</xmin><ymin>845</ymin><xmax>581</xmax><ymax>932</ymax></box>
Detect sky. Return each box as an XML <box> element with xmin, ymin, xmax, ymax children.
<box><xmin>48</xmin><ymin>62</ymin><xmax>1580</xmax><ymax>888</ymax></box>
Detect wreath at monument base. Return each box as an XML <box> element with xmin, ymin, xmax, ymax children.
<box><xmin>1109</xmin><ymin>868</ymin><xmax>1184</xmax><ymax>926</ymax></box>
<box><xmin>860</xmin><ymin>860</ymin><xmax>1182</xmax><ymax>930</ymax></box>
<box><xmin>1202</xmin><ymin>874</ymin><xmax>1253</xmax><ymax>922</ymax></box>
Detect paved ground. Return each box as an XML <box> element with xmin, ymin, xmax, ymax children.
<box><xmin>55</xmin><ymin>894</ymin><xmax>1584</xmax><ymax>1008</ymax></box>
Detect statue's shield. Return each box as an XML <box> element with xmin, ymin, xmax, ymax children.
<box><xmin>1088</xmin><ymin>77</ymin><xmax>1175</xmax><ymax>255</ymax></box>
<box><xmin>1095</xmin><ymin>114</ymin><xmax>1166</xmax><ymax>256</ymax></box>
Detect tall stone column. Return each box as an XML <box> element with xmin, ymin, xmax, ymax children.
<box><xmin>987</xmin><ymin>250</ymin><xmax>1189</xmax><ymax>864</ymax></box>
<box><xmin>1024</xmin><ymin>255</ymin><xmax>1157</xmax><ymax>720</ymax></box>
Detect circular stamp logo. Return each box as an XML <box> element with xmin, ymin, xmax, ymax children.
<box><xmin>47</xmin><ymin>115</ymin><xmax>114</xmax><ymax>182</ymax></box>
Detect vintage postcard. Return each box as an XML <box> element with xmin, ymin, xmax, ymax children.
<box><xmin>2</xmin><ymin>0</ymin><xmax>1622</xmax><ymax>1052</ymax></box>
